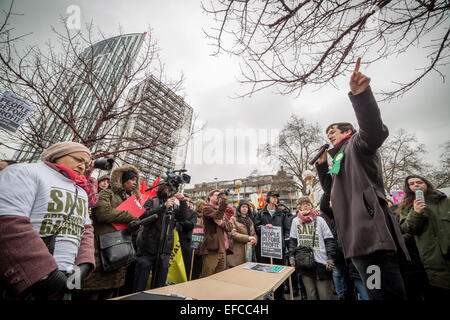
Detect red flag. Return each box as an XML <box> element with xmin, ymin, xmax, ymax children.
<box><xmin>257</xmin><ymin>188</ymin><xmax>266</xmax><ymax>209</ymax></box>
<box><xmin>140</xmin><ymin>180</ymin><xmax>148</xmax><ymax>195</ymax></box>
<box><xmin>139</xmin><ymin>176</ymin><xmax>160</xmax><ymax>205</ymax></box>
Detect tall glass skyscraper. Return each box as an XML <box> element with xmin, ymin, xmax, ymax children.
<box><xmin>14</xmin><ymin>32</ymin><xmax>146</xmax><ymax>161</ymax></box>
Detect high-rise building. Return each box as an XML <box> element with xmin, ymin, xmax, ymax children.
<box><xmin>14</xmin><ymin>33</ymin><xmax>146</xmax><ymax>161</ymax></box>
<box><xmin>116</xmin><ymin>75</ymin><xmax>193</xmax><ymax>184</ymax></box>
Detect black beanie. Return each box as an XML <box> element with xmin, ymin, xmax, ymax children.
<box><xmin>122</xmin><ymin>171</ymin><xmax>137</xmax><ymax>184</ymax></box>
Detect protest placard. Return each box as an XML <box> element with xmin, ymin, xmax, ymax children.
<box><xmin>0</xmin><ymin>91</ymin><xmax>36</xmax><ymax>134</ymax></box>
<box><xmin>260</xmin><ymin>225</ymin><xmax>283</xmax><ymax>260</ymax></box>
<box><xmin>191</xmin><ymin>225</ymin><xmax>204</xmax><ymax>249</ymax></box>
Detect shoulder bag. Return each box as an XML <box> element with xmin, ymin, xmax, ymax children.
<box><xmin>294</xmin><ymin>220</ymin><xmax>317</xmax><ymax>270</ymax></box>
<box><xmin>98</xmin><ymin>197</ymin><xmax>137</xmax><ymax>272</ymax></box>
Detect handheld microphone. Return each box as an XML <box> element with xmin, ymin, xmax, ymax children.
<box><xmin>308</xmin><ymin>144</ymin><xmax>329</xmax><ymax>165</ymax></box>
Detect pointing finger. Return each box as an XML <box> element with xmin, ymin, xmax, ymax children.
<box><xmin>354</xmin><ymin>57</ymin><xmax>361</xmax><ymax>74</ymax></box>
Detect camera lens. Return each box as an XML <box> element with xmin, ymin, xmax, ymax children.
<box><xmin>94</xmin><ymin>158</ymin><xmax>114</xmax><ymax>170</ymax></box>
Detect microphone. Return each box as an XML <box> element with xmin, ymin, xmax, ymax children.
<box><xmin>308</xmin><ymin>144</ymin><xmax>330</xmax><ymax>165</ymax></box>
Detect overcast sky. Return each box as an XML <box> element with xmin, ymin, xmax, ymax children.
<box><xmin>1</xmin><ymin>0</ymin><xmax>449</xmax><ymax>188</ymax></box>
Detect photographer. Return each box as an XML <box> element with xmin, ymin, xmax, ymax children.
<box><xmin>199</xmin><ymin>189</ymin><xmax>233</xmax><ymax>277</ymax></box>
<box><xmin>132</xmin><ymin>184</ymin><xmax>188</xmax><ymax>291</ymax></box>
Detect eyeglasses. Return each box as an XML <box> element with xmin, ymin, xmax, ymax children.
<box><xmin>66</xmin><ymin>154</ymin><xmax>91</xmax><ymax>167</ymax></box>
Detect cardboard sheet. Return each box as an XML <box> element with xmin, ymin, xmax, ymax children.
<box><xmin>127</xmin><ymin>262</ymin><xmax>295</xmax><ymax>300</ymax></box>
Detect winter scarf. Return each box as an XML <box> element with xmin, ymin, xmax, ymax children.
<box><xmin>45</xmin><ymin>161</ymin><xmax>98</xmax><ymax>206</ymax></box>
<box><xmin>297</xmin><ymin>208</ymin><xmax>318</xmax><ymax>225</ymax></box>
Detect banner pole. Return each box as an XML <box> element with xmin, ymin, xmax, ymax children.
<box><xmin>189</xmin><ymin>250</ymin><xmax>195</xmax><ymax>281</ymax></box>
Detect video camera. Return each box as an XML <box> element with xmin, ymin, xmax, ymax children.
<box><xmin>164</xmin><ymin>169</ymin><xmax>191</xmax><ymax>194</ymax></box>
<box><xmin>146</xmin><ymin>169</ymin><xmax>191</xmax><ymax>195</ymax></box>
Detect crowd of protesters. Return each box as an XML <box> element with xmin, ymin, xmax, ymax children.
<box><xmin>0</xmin><ymin>58</ymin><xmax>449</xmax><ymax>301</ymax></box>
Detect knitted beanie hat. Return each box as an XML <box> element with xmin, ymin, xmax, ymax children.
<box><xmin>41</xmin><ymin>141</ymin><xmax>91</xmax><ymax>163</ymax></box>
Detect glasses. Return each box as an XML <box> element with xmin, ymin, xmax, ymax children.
<box><xmin>66</xmin><ymin>154</ymin><xmax>91</xmax><ymax>167</ymax></box>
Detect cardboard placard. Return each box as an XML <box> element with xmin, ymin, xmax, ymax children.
<box><xmin>260</xmin><ymin>226</ymin><xmax>283</xmax><ymax>260</ymax></box>
<box><xmin>191</xmin><ymin>225</ymin><xmax>204</xmax><ymax>249</ymax></box>
<box><xmin>0</xmin><ymin>91</ymin><xmax>36</xmax><ymax>134</ymax></box>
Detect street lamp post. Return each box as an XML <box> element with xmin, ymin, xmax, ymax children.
<box><xmin>303</xmin><ymin>170</ymin><xmax>315</xmax><ymax>205</ymax></box>
<box><xmin>235</xmin><ymin>179</ymin><xmax>242</xmax><ymax>206</ymax></box>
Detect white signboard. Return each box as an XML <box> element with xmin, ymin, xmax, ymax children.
<box><xmin>0</xmin><ymin>91</ymin><xmax>36</xmax><ymax>134</ymax></box>
<box><xmin>260</xmin><ymin>226</ymin><xmax>283</xmax><ymax>260</ymax></box>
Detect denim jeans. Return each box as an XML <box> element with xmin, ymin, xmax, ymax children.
<box><xmin>332</xmin><ymin>263</ymin><xmax>353</xmax><ymax>300</ymax></box>
<box><xmin>351</xmin><ymin>251</ymin><xmax>407</xmax><ymax>300</ymax></box>
<box><xmin>133</xmin><ymin>255</ymin><xmax>170</xmax><ymax>292</ymax></box>
<box><xmin>353</xmin><ymin>278</ymin><xmax>369</xmax><ymax>300</ymax></box>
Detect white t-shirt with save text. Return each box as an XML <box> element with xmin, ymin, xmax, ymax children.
<box><xmin>0</xmin><ymin>162</ymin><xmax>90</xmax><ymax>272</ymax></box>
<box><xmin>289</xmin><ymin>215</ymin><xmax>334</xmax><ymax>265</ymax></box>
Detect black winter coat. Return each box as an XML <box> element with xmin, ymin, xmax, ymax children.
<box><xmin>137</xmin><ymin>197</ymin><xmax>187</xmax><ymax>256</ymax></box>
<box><xmin>254</xmin><ymin>205</ymin><xmax>290</xmax><ymax>255</ymax></box>
<box><xmin>176</xmin><ymin>208</ymin><xmax>197</xmax><ymax>247</ymax></box>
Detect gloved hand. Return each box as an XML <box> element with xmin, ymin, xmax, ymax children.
<box><xmin>78</xmin><ymin>263</ymin><xmax>91</xmax><ymax>281</ymax></box>
<box><xmin>128</xmin><ymin>220</ymin><xmax>140</xmax><ymax>233</ymax></box>
<box><xmin>31</xmin><ymin>269</ymin><xmax>68</xmax><ymax>298</ymax></box>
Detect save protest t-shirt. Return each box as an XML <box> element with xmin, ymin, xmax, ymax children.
<box><xmin>289</xmin><ymin>215</ymin><xmax>334</xmax><ymax>265</ymax></box>
<box><xmin>0</xmin><ymin>162</ymin><xmax>90</xmax><ymax>272</ymax></box>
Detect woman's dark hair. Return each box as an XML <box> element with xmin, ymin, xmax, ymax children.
<box><xmin>398</xmin><ymin>175</ymin><xmax>436</xmax><ymax>212</ymax></box>
<box><xmin>325</xmin><ymin>122</ymin><xmax>356</xmax><ymax>135</ymax></box>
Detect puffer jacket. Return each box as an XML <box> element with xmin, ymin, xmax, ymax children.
<box><xmin>81</xmin><ymin>164</ymin><xmax>140</xmax><ymax>291</ymax></box>
<box><xmin>399</xmin><ymin>191</ymin><xmax>450</xmax><ymax>289</ymax></box>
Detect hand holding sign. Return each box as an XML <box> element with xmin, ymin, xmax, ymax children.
<box><xmin>349</xmin><ymin>57</ymin><xmax>371</xmax><ymax>95</ymax></box>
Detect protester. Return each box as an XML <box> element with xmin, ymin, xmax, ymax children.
<box><xmin>199</xmin><ymin>189</ymin><xmax>233</xmax><ymax>277</ymax></box>
<box><xmin>315</xmin><ymin>58</ymin><xmax>409</xmax><ymax>300</ymax></box>
<box><xmin>399</xmin><ymin>175</ymin><xmax>450</xmax><ymax>300</ymax></box>
<box><xmin>254</xmin><ymin>191</ymin><xmax>290</xmax><ymax>300</ymax></box>
<box><xmin>176</xmin><ymin>196</ymin><xmax>197</xmax><ymax>277</ymax></box>
<box><xmin>74</xmin><ymin>165</ymin><xmax>140</xmax><ymax>300</ymax></box>
<box><xmin>0</xmin><ymin>159</ymin><xmax>17</xmax><ymax>172</ymax></box>
<box><xmin>318</xmin><ymin>193</ymin><xmax>365</xmax><ymax>300</ymax></box>
<box><xmin>248</xmin><ymin>201</ymin><xmax>258</xmax><ymax>223</ymax></box>
<box><xmin>0</xmin><ymin>141</ymin><xmax>95</xmax><ymax>300</ymax></box>
<box><xmin>280</xmin><ymin>201</ymin><xmax>307</xmax><ymax>299</ymax></box>
<box><xmin>288</xmin><ymin>196</ymin><xmax>336</xmax><ymax>300</ymax></box>
<box><xmin>190</xmin><ymin>199</ymin><xmax>207</xmax><ymax>280</ymax></box>
<box><xmin>97</xmin><ymin>175</ymin><xmax>111</xmax><ymax>191</ymax></box>
<box><xmin>227</xmin><ymin>200</ymin><xmax>257</xmax><ymax>268</ymax></box>
<box><xmin>132</xmin><ymin>184</ymin><xmax>187</xmax><ymax>291</ymax></box>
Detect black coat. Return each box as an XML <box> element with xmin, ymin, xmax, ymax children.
<box><xmin>176</xmin><ymin>208</ymin><xmax>197</xmax><ymax>247</ymax></box>
<box><xmin>137</xmin><ymin>197</ymin><xmax>187</xmax><ymax>256</ymax></box>
<box><xmin>254</xmin><ymin>205</ymin><xmax>290</xmax><ymax>256</ymax></box>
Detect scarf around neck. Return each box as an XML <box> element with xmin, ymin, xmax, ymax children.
<box><xmin>45</xmin><ymin>161</ymin><xmax>97</xmax><ymax>206</ymax></box>
<box><xmin>297</xmin><ymin>208</ymin><xmax>318</xmax><ymax>225</ymax></box>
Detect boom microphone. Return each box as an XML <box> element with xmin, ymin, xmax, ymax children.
<box><xmin>308</xmin><ymin>144</ymin><xmax>330</xmax><ymax>165</ymax></box>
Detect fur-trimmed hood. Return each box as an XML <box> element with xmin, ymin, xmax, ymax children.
<box><xmin>110</xmin><ymin>164</ymin><xmax>141</xmax><ymax>198</ymax></box>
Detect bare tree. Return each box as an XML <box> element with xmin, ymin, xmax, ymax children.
<box><xmin>428</xmin><ymin>140</ymin><xmax>450</xmax><ymax>188</ymax></box>
<box><xmin>0</xmin><ymin>1</ymin><xmax>188</xmax><ymax>164</ymax></box>
<box><xmin>202</xmin><ymin>0</ymin><xmax>450</xmax><ymax>99</ymax></box>
<box><xmin>260</xmin><ymin>115</ymin><xmax>324</xmax><ymax>196</ymax></box>
<box><xmin>379</xmin><ymin>128</ymin><xmax>429</xmax><ymax>193</ymax></box>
